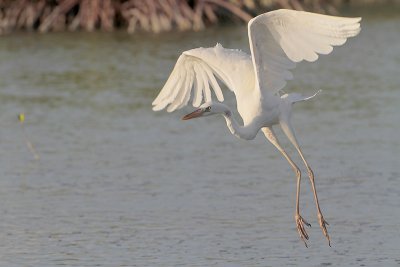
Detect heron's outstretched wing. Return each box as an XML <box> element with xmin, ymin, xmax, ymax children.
<box><xmin>152</xmin><ymin>44</ymin><xmax>254</xmax><ymax>112</ymax></box>
<box><xmin>248</xmin><ymin>9</ymin><xmax>361</xmax><ymax>94</ymax></box>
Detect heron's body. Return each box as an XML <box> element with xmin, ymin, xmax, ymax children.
<box><xmin>180</xmin><ymin>45</ymin><xmax>265</xmax><ymax>126</ymax></box>
<box><xmin>152</xmin><ymin>9</ymin><xmax>361</xmax><ymax>246</ymax></box>
<box><xmin>168</xmin><ymin>45</ymin><xmax>300</xmax><ymax>139</ymax></box>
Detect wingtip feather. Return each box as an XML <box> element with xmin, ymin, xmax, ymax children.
<box><xmin>152</xmin><ymin>104</ymin><xmax>163</xmax><ymax>112</ymax></box>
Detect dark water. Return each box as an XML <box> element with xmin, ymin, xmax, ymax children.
<box><xmin>0</xmin><ymin>10</ymin><xmax>399</xmax><ymax>266</ymax></box>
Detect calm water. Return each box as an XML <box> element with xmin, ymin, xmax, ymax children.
<box><xmin>0</xmin><ymin>9</ymin><xmax>399</xmax><ymax>267</ymax></box>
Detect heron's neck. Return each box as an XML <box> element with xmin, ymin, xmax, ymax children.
<box><xmin>222</xmin><ymin>109</ymin><xmax>258</xmax><ymax>140</ymax></box>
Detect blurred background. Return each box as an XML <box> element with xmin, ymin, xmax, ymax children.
<box><xmin>0</xmin><ymin>1</ymin><xmax>399</xmax><ymax>266</ymax></box>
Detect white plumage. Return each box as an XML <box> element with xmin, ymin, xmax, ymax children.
<box><xmin>152</xmin><ymin>9</ymin><xmax>361</xmax><ymax>247</ymax></box>
<box><xmin>152</xmin><ymin>44</ymin><xmax>253</xmax><ymax>111</ymax></box>
<box><xmin>153</xmin><ymin>9</ymin><xmax>360</xmax><ymax>113</ymax></box>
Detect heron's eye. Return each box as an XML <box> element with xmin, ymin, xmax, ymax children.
<box><xmin>205</xmin><ymin>106</ymin><xmax>211</xmax><ymax>112</ymax></box>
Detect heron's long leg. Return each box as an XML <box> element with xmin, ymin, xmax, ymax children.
<box><xmin>262</xmin><ymin>127</ymin><xmax>311</xmax><ymax>247</ymax></box>
<box><xmin>279</xmin><ymin>119</ymin><xmax>331</xmax><ymax>246</ymax></box>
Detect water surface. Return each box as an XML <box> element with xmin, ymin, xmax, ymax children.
<box><xmin>0</xmin><ymin>9</ymin><xmax>399</xmax><ymax>266</ymax></box>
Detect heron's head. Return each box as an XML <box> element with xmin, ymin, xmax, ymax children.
<box><xmin>182</xmin><ymin>102</ymin><xmax>230</xmax><ymax>120</ymax></box>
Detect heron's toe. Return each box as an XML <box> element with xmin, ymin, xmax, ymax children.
<box><xmin>318</xmin><ymin>213</ymin><xmax>331</xmax><ymax>247</ymax></box>
<box><xmin>295</xmin><ymin>214</ymin><xmax>311</xmax><ymax>247</ymax></box>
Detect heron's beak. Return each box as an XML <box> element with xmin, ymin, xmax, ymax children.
<box><xmin>182</xmin><ymin>108</ymin><xmax>204</xmax><ymax>120</ymax></box>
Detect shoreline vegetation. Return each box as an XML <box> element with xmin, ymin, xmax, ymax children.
<box><xmin>0</xmin><ymin>0</ymin><xmax>396</xmax><ymax>35</ymax></box>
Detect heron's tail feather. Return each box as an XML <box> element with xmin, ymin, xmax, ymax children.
<box><xmin>281</xmin><ymin>90</ymin><xmax>322</xmax><ymax>104</ymax></box>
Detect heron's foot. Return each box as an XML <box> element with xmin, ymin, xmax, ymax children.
<box><xmin>295</xmin><ymin>214</ymin><xmax>311</xmax><ymax>247</ymax></box>
<box><xmin>318</xmin><ymin>213</ymin><xmax>331</xmax><ymax>247</ymax></box>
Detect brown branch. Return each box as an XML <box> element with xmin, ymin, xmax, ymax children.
<box><xmin>147</xmin><ymin>0</ymin><xmax>161</xmax><ymax>33</ymax></box>
<box><xmin>204</xmin><ymin>0</ymin><xmax>253</xmax><ymax>22</ymax></box>
<box><xmin>168</xmin><ymin>0</ymin><xmax>191</xmax><ymax>31</ymax></box>
<box><xmin>100</xmin><ymin>0</ymin><xmax>115</xmax><ymax>31</ymax></box>
<box><xmin>39</xmin><ymin>0</ymin><xmax>78</xmax><ymax>33</ymax></box>
<box><xmin>204</xmin><ymin>3</ymin><xmax>217</xmax><ymax>23</ymax></box>
<box><xmin>193</xmin><ymin>0</ymin><xmax>205</xmax><ymax>31</ymax></box>
<box><xmin>0</xmin><ymin>0</ymin><xmax>339</xmax><ymax>35</ymax></box>
<box><xmin>290</xmin><ymin>0</ymin><xmax>305</xmax><ymax>10</ymax></box>
<box><xmin>159</xmin><ymin>13</ymin><xmax>172</xmax><ymax>31</ymax></box>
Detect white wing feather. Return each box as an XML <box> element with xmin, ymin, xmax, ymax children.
<box><xmin>153</xmin><ymin>9</ymin><xmax>361</xmax><ymax>112</ymax></box>
<box><xmin>152</xmin><ymin>44</ymin><xmax>253</xmax><ymax>112</ymax></box>
<box><xmin>248</xmin><ymin>9</ymin><xmax>361</xmax><ymax>94</ymax></box>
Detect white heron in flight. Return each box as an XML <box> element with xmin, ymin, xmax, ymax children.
<box><xmin>152</xmin><ymin>9</ymin><xmax>361</xmax><ymax>247</ymax></box>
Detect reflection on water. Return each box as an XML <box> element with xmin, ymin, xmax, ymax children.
<box><xmin>0</xmin><ymin>9</ymin><xmax>399</xmax><ymax>267</ymax></box>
